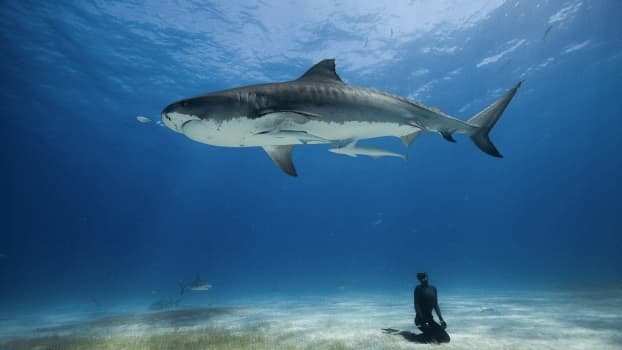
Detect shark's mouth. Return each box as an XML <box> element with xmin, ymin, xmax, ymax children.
<box><xmin>181</xmin><ymin>119</ymin><xmax>195</xmax><ymax>130</ymax></box>
<box><xmin>179</xmin><ymin>115</ymin><xmax>204</xmax><ymax>132</ymax></box>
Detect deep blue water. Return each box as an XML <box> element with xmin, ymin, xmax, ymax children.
<box><xmin>1</xmin><ymin>0</ymin><xmax>621</xmax><ymax>310</ymax></box>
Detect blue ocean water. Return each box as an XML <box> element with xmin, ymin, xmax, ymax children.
<box><xmin>1</xmin><ymin>1</ymin><xmax>621</xmax><ymax>347</ymax></box>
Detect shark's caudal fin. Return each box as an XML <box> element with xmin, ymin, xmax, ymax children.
<box><xmin>467</xmin><ymin>81</ymin><xmax>522</xmax><ymax>157</ymax></box>
<box><xmin>178</xmin><ymin>280</ymin><xmax>186</xmax><ymax>296</ymax></box>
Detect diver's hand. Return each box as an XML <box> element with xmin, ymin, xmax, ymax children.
<box><xmin>440</xmin><ymin>320</ymin><xmax>447</xmax><ymax>329</ymax></box>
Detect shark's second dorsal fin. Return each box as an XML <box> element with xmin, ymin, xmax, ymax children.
<box><xmin>297</xmin><ymin>59</ymin><xmax>344</xmax><ymax>84</ymax></box>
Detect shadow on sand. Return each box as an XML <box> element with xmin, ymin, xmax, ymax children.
<box><xmin>382</xmin><ymin>328</ymin><xmax>443</xmax><ymax>344</ymax></box>
<box><xmin>33</xmin><ymin>307</ymin><xmax>244</xmax><ymax>335</ymax></box>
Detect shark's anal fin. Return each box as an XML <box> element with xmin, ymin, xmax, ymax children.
<box><xmin>263</xmin><ymin>145</ymin><xmax>297</xmax><ymax>176</ymax></box>
<box><xmin>400</xmin><ymin>130</ymin><xmax>422</xmax><ymax>147</ymax></box>
<box><xmin>440</xmin><ymin>130</ymin><xmax>456</xmax><ymax>143</ymax></box>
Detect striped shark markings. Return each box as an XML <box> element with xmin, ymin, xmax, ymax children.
<box><xmin>162</xmin><ymin>59</ymin><xmax>521</xmax><ymax>176</ymax></box>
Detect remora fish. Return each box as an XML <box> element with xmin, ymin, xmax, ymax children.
<box><xmin>178</xmin><ymin>274</ymin><xmax>212</xmax><ymax>295</ymax></box>
<box><xmin>162</xmin><ymin>59</ymin><xmax>521</xmax><ymax>176</ymax></box>
<box><xmin>136</xmin><ymin>115</ymin><xmax>152</xmax><ymax>123</ymax></box>
<box><xmin>329</xmin><ymin>140</ymin><xmax>407</xmax><ymax>160</ymax></box>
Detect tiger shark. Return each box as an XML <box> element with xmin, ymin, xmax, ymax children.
<box><xmin>162</xmin><ymin>59</ymin><xmax>520</xmax><ymax>176</ymax></box>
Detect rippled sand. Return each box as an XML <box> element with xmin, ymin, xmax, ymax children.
<box><xmin>1</xmin><ymin>290</ymin><xmax>621</xmax><ymax>349</ymax></box>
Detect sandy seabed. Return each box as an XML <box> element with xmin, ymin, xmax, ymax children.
<box><xmin>1</xmin><ymin>290</ymin><xmax>620</xmax><ymax>350</ymax></box>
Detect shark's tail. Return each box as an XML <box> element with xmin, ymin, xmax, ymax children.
<box><xmin>467</xmin><ymin>81</ymin><xmax>522</xmax><ymax>157</ymax></box>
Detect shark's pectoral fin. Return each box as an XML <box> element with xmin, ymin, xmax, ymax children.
<box><xmin>400</xmin><ymin>130</ymin><xmax>422</xmax><ymax>147</ymax></box>
<box><xmin>440</xmin><ymin>130</ymin><xmax>456</xmax><ymax>143</ymax></box>
<box><xmin>263</xmin><ymin>145</ymin><xmax>297</xmax><ymax>176</ymax></box>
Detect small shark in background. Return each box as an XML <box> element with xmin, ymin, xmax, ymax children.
<box><xmin>329</xmin><ymin>140</ymin><xmax>407</xmax><ymax>160</ymax></box>
<box><xmin>162</xmin><ymin>59</ymin><xmax>521</xmax><ymax>176</ymax></box>
<box><xmin>178</xmin><ymin>274</ymin><xmax>212</xmax><ymax>295</ymax></box>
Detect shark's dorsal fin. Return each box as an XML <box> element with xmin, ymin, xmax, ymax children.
<box><xmin>297</xmin><ymin>59</ymin><xmax>344</xmax><ymax>84</ymax></box>
<box><xmin>263</xmin><ymin>145</ymin><xmax>297</xmax><ymax>176</ymax></box>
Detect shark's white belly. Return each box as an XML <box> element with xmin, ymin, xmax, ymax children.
<box><xmin>182</xmin><ymin>114</ymin><xmax>417</xmax><ymax>147</ymax></box>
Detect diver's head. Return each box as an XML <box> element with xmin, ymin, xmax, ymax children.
<box><xmin>417</xmin><ymin>272</ymin><xmax>429</xmax><ymax>285</ymax></box>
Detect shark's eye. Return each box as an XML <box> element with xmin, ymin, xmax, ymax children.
<box><xmin>181</xmin><ymin>101</ymin><xmax>189</xmax><ymax>107</ymax></box>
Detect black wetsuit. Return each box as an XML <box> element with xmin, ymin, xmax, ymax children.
<box><xmin>414</xmin><ymin>284</ymin><xmax>450</xmax><ymax>343</ymax></box>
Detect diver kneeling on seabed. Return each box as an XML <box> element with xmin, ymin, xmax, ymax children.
<box><xmin>414</xmin><ymin>272</ymin><xmax>450</xmax><ymax>343</ymax></box>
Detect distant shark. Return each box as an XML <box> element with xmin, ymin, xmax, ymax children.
<box><xmin>178</xmin><ymin>274</ymin><xmax>212</xmax><ymax>295</ymax></box>
<box><xmin>329</xmin><ymin>139</ymin><xmax>407</xmax><ymax>161</ymax></box>
<box><xmin>162</xmin><ymin>59</ymin><xmax>520</xmax><ymax>176</ymax></box>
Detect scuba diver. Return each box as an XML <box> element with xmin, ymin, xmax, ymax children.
<box><xmin>414</xmin><ymin>272</ymin><xmax>450</xmax><ymax>343</ymax></box>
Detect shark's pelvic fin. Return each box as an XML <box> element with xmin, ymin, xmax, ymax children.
<box><xmin>467</xmin><ymin>81</ymin><xmax>522</xmax><ymax>158</ymax></box>
<box><xmin>400</xmin><ymin>130</ymin><xmax>422</xmax><ymax>147</ymax></box>
<box><xmin>263</xmin><ymin>145</ymin><xmax>297</xmax><ymax>176</ymax></box>
<box><xmin>297</xmin><ymin>59</ymin><xmax>344</xmax><ymax>84</ymax></box>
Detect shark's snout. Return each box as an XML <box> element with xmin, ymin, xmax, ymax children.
<box><xmin>161</xmin><ymin>112</ymin><xmax>179</xmax><ymax>133</ymax></box>
<box><xmin>161</xmin><ymin>102</ymin><xmax>177</xmax><ymax>131</ymax></box>
<box><xmin>161</xmin><ymin>101</ymin><xmax>199</xmax><ymax>133</ymax></box>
